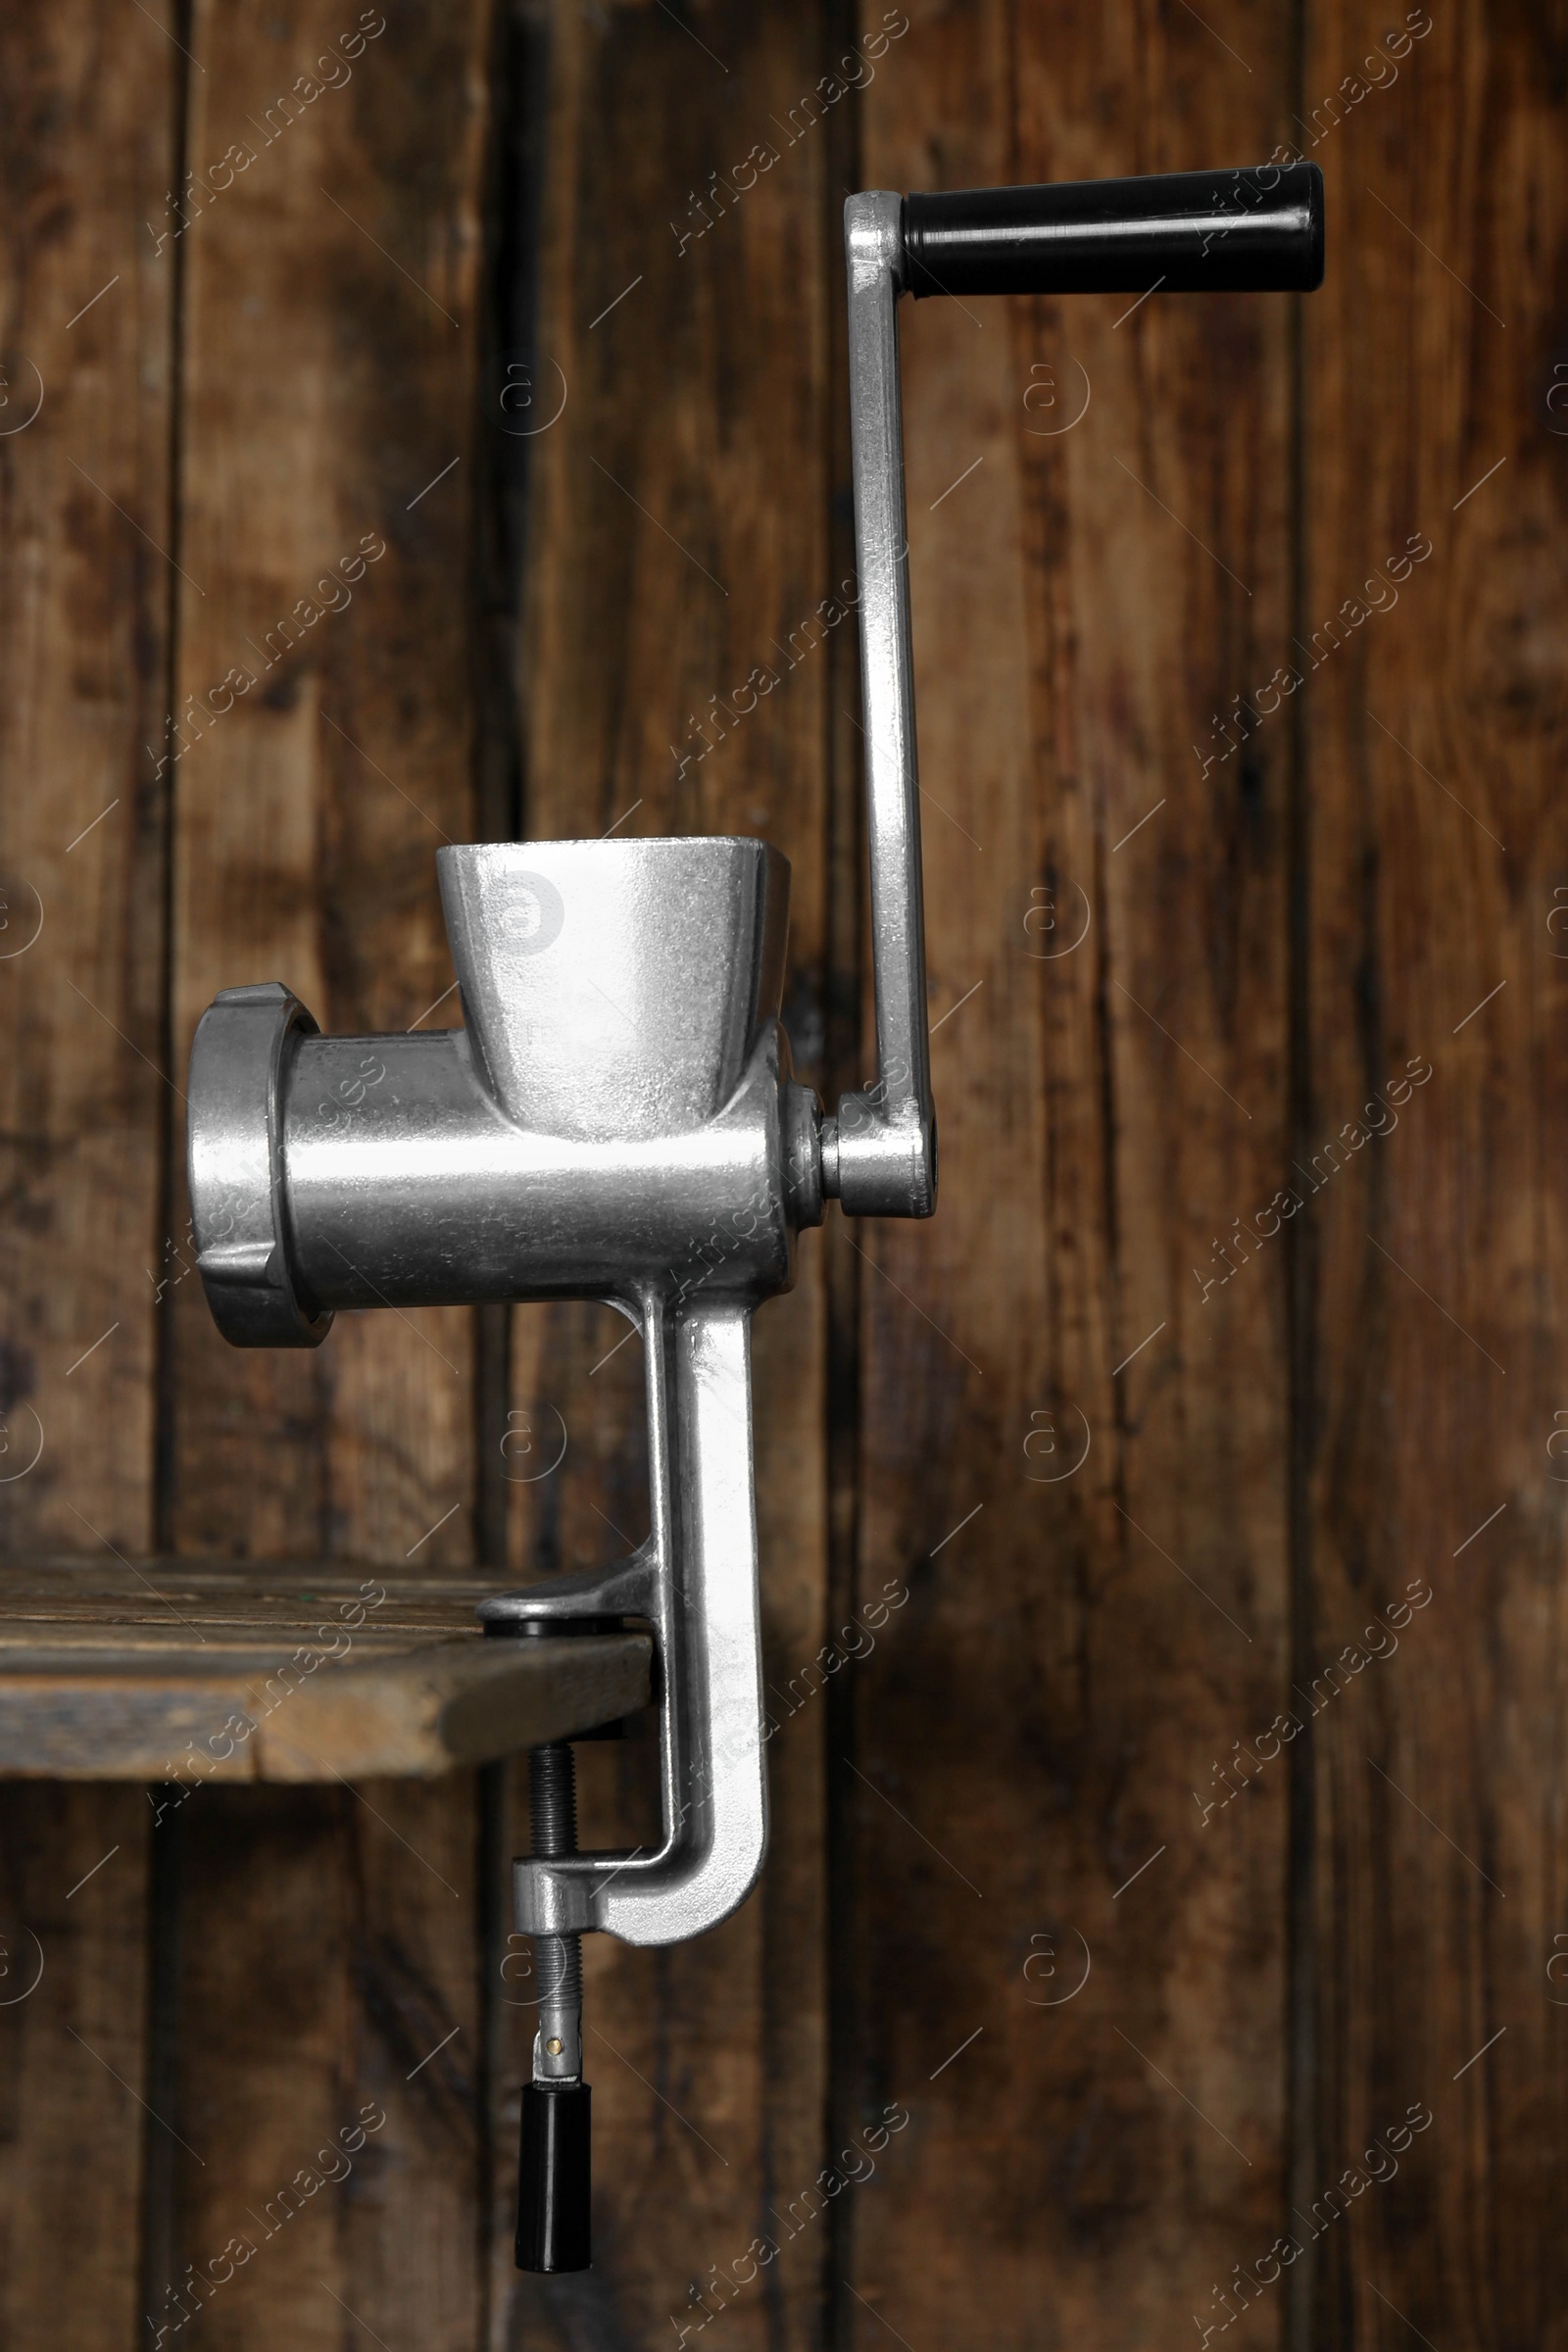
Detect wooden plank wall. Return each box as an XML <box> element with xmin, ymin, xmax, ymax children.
<box><xmin>0</xmin><ymin>2</ymin><xmax>1564</xmax><ymax>2348</ymax></box>
<box><xmin>163</xmin><ymin>10</ymin><xmax>494</xmax><ymax>2347</ymax></box>
<box><xmin>1303</xmin><ymin>4</ymin><xmax>1568</xmax><ymax>2345</ymax></box>
<box><xmin>500</xmin><ymin>5</ymin><xmax>841</xmax><ymax>2345</ymax></box>
<box><xmin>0</xmin><ymin>11</ymin><xmax>173</xmax><ymax>2341</ymax></box>
<box><xmin>849</xmin><ymin>4</ymin><xmax>1297</xmax><ymax>2345</ymax></box>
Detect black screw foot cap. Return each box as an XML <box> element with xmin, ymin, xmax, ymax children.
<box><xmin>516</xmin><ymin>2079</ymin><xmax>591</xmax><ymax>2273</ymax></box>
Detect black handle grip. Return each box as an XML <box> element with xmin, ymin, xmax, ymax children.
<box><xmin>903</xmin><ymin>163</ymin><xmax>1323</xmax><ymax>299</ymax></box>
<box><xmin>516</xmin><ymin>2079</ymin><xmax>591</xmax><ymax>2273</ymax></box>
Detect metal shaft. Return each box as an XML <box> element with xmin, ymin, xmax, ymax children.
<box><xmin>517</xmin><ymin>1736</ymin><xmax>593</xmax><ymax>2273</ymax></box>
<box><xmin>529</xmin><ymin>1742</ymin><xmax>582</xmax><ymax>2079</ymax></box>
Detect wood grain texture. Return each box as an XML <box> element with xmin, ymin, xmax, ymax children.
<box><xmin>1301</xmin><ymin>4</ymin><xmax>1568</xmax><ymax>2345</ymax></box>
<box><xmin>5</xmin><ymin>3</ymin><xmax>1567</xmax><ymax>2342</ymax></box>
<box><xmin>498</xmin><ymin>3</ymin><xmax>839</xmax><ymax>2340</ymax></box>
<box><xmin>846</xmin><ymin>5</ymin><xmax>1297</xmax><ymax>2344</ymax></box>
<box><xmin>0</xmin><ymin>1566</ymin><xmax>651</xmax><ymax>1778</ymax></box>
<box><xmin>167</xmin><ymin>0</ymin><xmax>485</xmax><ymax>1568</ymax></box>
<box><xmin>0</xmin><ymin>1785</ymin><xmax>152</xmax><ymax>2349</ymax></box>
<box><xmin>156</xmin><ymin>2</ymin><xmax>499</xmax><ymax>2344</ymax></box>
<box><xmin>0</xmin><ymin>2</ymin><xmax>180</xmax><ymax>2340</ymax></box>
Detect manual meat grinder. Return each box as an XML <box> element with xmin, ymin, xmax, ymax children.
<box><xmin>186</xmin><ymin>163</ymin><xmax>1323</xmax><ymax>2270</ymax></box>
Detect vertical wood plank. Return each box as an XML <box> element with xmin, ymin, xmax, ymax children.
<box><xmin>169</xmin><ymin>0</ymin><xmax>487</xmax><ymax>1568</ymax></box>
<box><xmin>849</xmin><ymin>5</ymin><xmax>1297</xmax><ymax>2344</ymax></box>
<box><xmin>1303</xmin><ymin>3</ymin><xmax>1568</xmax><ymax>2341</ymax></box>
<box><xmin>0</xmin><ymin>3</ymin><xmax>177</xmax><ymax>2339</ymax></box>
<box><xmin>0</xmin><ymin>1787</ymin><xmax>152</xmax><ymax>2349</ymax></box>
<box><xmin>11</xmin><ymin>9</ymin><xmax>1563</xmax><ymax>2347</ymax></box>
<box><xmin>500</xmin><ymin>3</ymin><xmax>836</xmax><ymax>2340</ymax></box>
<box><xmin>159</xmin><ymin>4</ymin><xmax>496</xmax><ymax>2344</ymax></box>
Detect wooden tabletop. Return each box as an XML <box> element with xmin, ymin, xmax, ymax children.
<box><xmin>0</xmin><ymin>1561</ymin><xmax>651</xmax><ymax>1781</ymax></box>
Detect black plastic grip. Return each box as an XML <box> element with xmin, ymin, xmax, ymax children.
<box><xmin>902</xmin><ymin>163</ymin><xmax>1323</xmax><ymax>299</ymax></box>
<box><xmin>516</xmin><ymin>2079</ymin><xmax>591</xmax><ymax>2273</ymax></box>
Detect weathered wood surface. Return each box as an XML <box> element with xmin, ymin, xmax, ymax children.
<box><xmin>0</xmin><ymin>0</ymin><xmax>178</xmax><ymax>2340</ymax></box>
<box><xmin>0</xmin><ymin>1563</ymin><xmax>508</xmax><ymax>1629</ymax></box>
<box><xmin>1301</xmin><ymin>4</ymin><xmax>1568</xmax><ymax>2346</ymax></box>
<box><xmin>0</xmin><ymin>1565</ymin><xmax>651</xmax><ymax>1778</ymax></box>
<box><xmin>500</xmin><ymin>4</ymin><xmax>838</xmax><ymax>2341</ymax></box>
<box><xmin>155</xmin><ymin>2</ymin><xmax>499</xmax><ymax>2345</ymax></box>
<box><xmin>0</xmin><ymin>0</ymin><xmax>1564</xmax><ymax>2346</ymax></box>
<box><xmin>845</xmin><ymin>5</ymin><xmax>1298</xmax><ymax>2348</ymax></box>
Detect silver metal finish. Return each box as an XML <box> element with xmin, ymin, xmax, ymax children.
<box><xmin>838</xmin><ymin>191</ymin><xmax>935</xmax><ymax>1218</ymax></box>
<box><xmin>191</xmin><ymin>839</ymin><xmax>813</xmax><ymax>1318</ymax></box>
<box><xmin>487</xmin><ymin>1298</ymin><xmax>766</xmax><ymax>1945</ymax></box>
<box><xmin>185</xmin><ymin>196</ymin><xmax>938</xmax><ymax>1982</ymax></box>
<box><xmin>533</xmin><ymin>1929</ymin><xmax>583</xmax><ymax>2079</ymax></box>
<box><xmin>279</xmin><ymin>1023</ymin><xmax>797</xmax><ymax>1307</ymax></box>
<box><xmin>528</xmin><ymin>1743</ymin><xmax>584</xmax><ymax>2079</ymax></box>
<box><xmin>441</xmin><ymin>839</ymin><xmax>787</xmax><ymax>1143</ymax></box>
<box><xmin>188</xmin><ymin>837</ymin><xmax>795</xmax><ymax>1960</ymax></box>
<box><xmin>188</xmin><ymin>983</ymin><xmax>333</xmax><ymax>1348</ymax></box>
